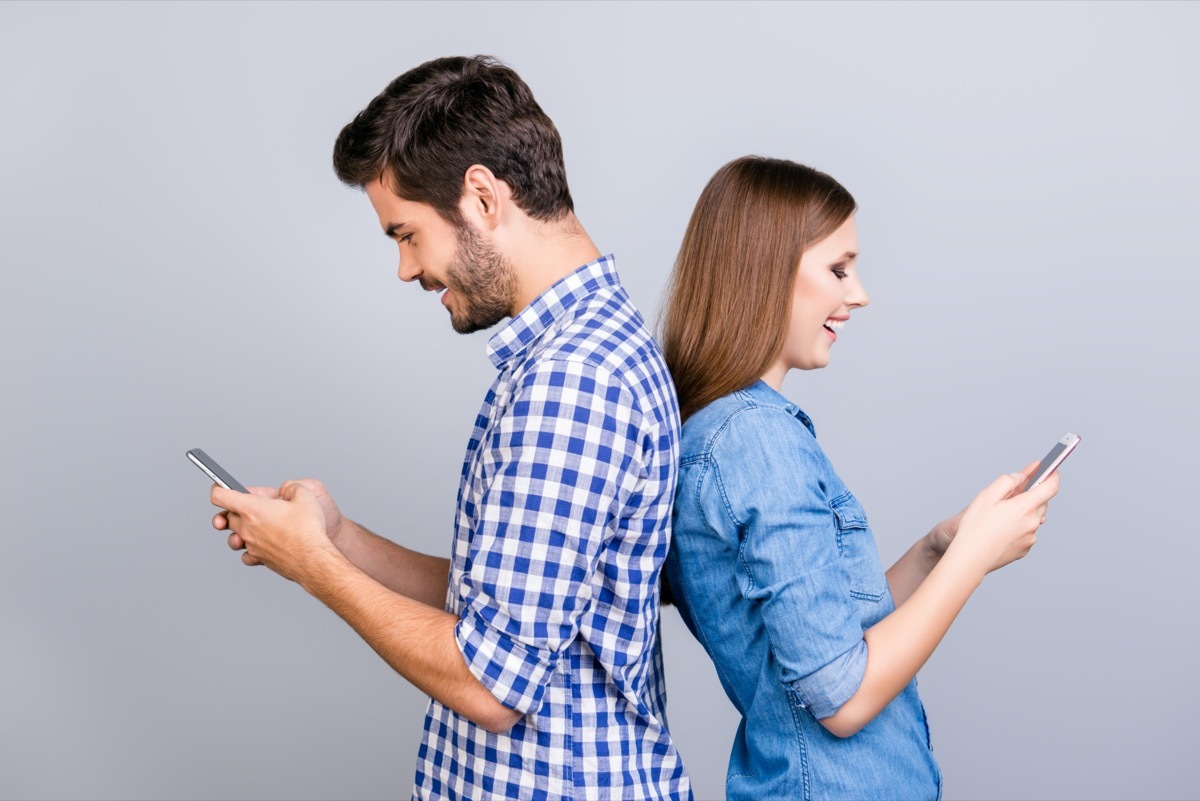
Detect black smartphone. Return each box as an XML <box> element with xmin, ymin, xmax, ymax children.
<box><xmin>186</xmin><ymin>448</ymin><xmax>249</xmax><ymax>493</ymax></box>
<box><xmin>1022</xmin><ymin>433</ymin><xmax>1081</xmax><ymax>492</ymax></box>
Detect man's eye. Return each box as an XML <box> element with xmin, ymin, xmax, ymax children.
<box><xmin>399</xmin><ymin>233</ymin><xmax>413</xmax><ymax>244</ymax></box>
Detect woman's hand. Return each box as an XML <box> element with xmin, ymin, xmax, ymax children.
<box><xmin>926</xmin><ymin>460</ymin><xmax>1041</xmax><ymax>557</ymax></box>
<box><xmin>948</xmin><ymin>465</ymin><xmax>1060</xmax><ymax>576</ymax></box>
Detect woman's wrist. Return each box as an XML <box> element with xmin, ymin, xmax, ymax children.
<box><xmin>926</xmin><ymin>510</ymin><xmax>964</xmax><ymax>559</ymax></box>
<box><xmin>935</xmin><ymin>532</ymin><xmax>991</xmax><ymax>588</ymax></box>
<box><xmin>924</xmin><ymin>524</ymin><xmax>950</xmax><ymax>561</ymax></box>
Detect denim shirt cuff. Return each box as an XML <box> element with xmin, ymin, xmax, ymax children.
<box><xmin>789</xmin><ymin>638</ymin><xmax>868</xmax><ymax>720</ymax></box>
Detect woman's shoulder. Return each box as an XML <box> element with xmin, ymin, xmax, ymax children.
<box><xmin>680</xmin><ymin>382</ymin><xmax>818</xmax><ymax>460</ymax></box>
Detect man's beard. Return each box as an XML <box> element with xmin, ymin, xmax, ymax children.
<box><xmin>442</xmin><ymin>221</ymin><xmax>518</xmax><ymax>335</ymax></box>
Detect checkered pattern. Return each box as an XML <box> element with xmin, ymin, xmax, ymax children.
<box><xmin>412</xmin><ymin>256</ymin><xmax>690</xmax><ymax>800</ymax></box>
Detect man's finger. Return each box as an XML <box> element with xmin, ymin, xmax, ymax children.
<box><xmin>228</xmin><ymin>532</ymin><xmax>245</xmax><ymax>551</ymax></box>
<box><xmin>211</xmin><ymin>484</ymin><xmax>253</xmax><ymax>512</ymax></box>
<box><xmin>247</xmin><ymin>485</ymin><xmax>280</xmax><ymax>499</ymax></box>
<box><xmin>212</xmin><ymin>512</ymin><xmax>228</xmax><ymax>531</ymax></box>
<box><xmin>279</xmin><ymin>481</ymin><xmax>315</xmax><ymax>504</ymax></box>
<box><xmin>291</xmin><ymin>478</ymin><xmax>324</xmax><ymax>494</ymax></box>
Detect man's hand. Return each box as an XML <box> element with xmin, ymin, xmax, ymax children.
<box><xmin>214</xmin><ymin>478</ymin><xmax>348</xmax><ymax>562</ymax></box>
<box><xmin>211</xmin><ymin>481</ymin><xmax>343</xmax><ymax>586</ymax></box>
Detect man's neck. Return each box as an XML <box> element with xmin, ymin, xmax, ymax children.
<box><xmin>506</xmin><ymin>212</ymin><xmax>602</xmax><ymax>315</ymax></box>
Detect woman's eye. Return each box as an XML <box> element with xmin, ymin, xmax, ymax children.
<box><xmin>832</xmin><ymin>268</ymin><xmax>848</xmax><ymax>279</ymax></box>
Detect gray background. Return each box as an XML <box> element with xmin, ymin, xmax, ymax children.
<box><xmin>2</xmin><ymin>2</ymin><xmax>1196</xmax><ymax>799</ymax></box>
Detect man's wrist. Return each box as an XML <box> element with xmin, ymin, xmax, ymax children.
<box><xmin>328</xmin><ymin>517</ymin><xmax>358</xmax><ymax>550</ymax></box>
<box><xmin>299</xmin><ymin>539</ymin><xmax>357</xmax><ymax>600</ymax></box>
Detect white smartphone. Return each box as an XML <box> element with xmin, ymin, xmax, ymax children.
<box><xmin>1022</xmin><ymin>433</ymin><xmax>1081</xmax><ymax>492</ymax></box>
<box><xmin>186</xmin><ymin>448</ymin><xmax>249</xmax><ymax>493</ymax></box>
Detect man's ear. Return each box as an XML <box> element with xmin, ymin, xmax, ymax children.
<box><xmin>460</xmin><ymin>164</ymin><xmax>509</xmax><ymax>231</ymax></box>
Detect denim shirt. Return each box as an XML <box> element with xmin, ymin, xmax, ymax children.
<box><xmin>665</xmin><ymin>381</ymin><xmax>941</xmax><ymax>801</ymax></box>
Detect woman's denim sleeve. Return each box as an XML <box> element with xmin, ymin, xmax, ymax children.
<box><xmin>707</xmin><ymin>406</ymin><xmax>867</xmax><ymax>720</ymax></box>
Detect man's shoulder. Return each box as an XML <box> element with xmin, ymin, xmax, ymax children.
<box><xmin>511</xmin><ymin>286</ymin><xmax>674</xmax><ymax>430</ymax></box>
<box><xmin>541</xmin><ymin>285</ymin><xmax>660</xmax><ymax>377</ymax></box>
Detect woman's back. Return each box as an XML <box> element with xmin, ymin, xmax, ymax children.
<box><xmin>666</xmin><ymin>380</ymin><xmax>941</xmax><ymax>801</ymax></box>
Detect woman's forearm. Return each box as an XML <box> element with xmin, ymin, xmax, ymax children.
<box><xmin>884</xmin><ymin>532</ymin><xmax>943</xmax><ymax>607</ymax></box>
<box><xmin>821</xmin><ymin>547</ymin><xmax>985</xmax><ymax>738</ymax></box>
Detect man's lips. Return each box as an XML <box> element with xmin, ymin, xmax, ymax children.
<box><xmin>418</xmin><ymin>278</ymin><xmax>450</xmax><ymax>308</ymax></box>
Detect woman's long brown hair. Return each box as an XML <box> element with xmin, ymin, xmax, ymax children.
<box><xmin>661</xmin><ymin>156</ymin><xmax>857</xmax><ymax>422</ymax></box>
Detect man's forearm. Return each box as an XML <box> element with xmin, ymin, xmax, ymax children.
<box><xmin>303</xmin><ymin>550</ymin><xmax>521</xmax><ymax>733</ymax></box>
<box><xmin>333</xmin><ymin>520</ymin><xmax>450</xmax><ymax>609</ymax></box>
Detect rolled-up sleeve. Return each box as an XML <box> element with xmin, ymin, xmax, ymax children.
<box><xmin>454</xmin><ymin>358</ymin><xmax>646</xmax><ymax>714</ymax></box>
<box><xmin>711</xmin><ymin>407</ymin><xmax>867</xmax><ymax>720</ymax></box>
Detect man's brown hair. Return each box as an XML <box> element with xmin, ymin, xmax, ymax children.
<box><xmin>332</xmin><ymin>55</ymin><xmax>574</xmax><ymax>224</ymax></box>
<box><xmin>661</xmin><ymin>156</ymin><xmax>857</xmax><ymax>422</ymax></box>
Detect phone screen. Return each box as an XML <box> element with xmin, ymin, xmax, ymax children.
<box><xmin>1022</xmin><ymin>434</ymin><xmax>1080</xmax><ymax>492</ymax></box>
<box><xmin>187</xmin><ymin>448</ymin><xmax>249</xmax><ymax>493</ymax></box>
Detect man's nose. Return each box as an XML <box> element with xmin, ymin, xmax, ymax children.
<box><xmin>397</xmin><ymin>256</ymin><xmax>420</xmax><ymax>283</ymax></box>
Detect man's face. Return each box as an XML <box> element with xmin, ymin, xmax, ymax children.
<box><xmin>365</xmin><ymin>178</ymin><xmax>517</xmax><ymax>334</ymax></box>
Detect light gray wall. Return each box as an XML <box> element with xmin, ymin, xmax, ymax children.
<box><xmin>2</xmin><ymin>2</ymin><xmax>1196</xmax><ymax>799</ymax></box>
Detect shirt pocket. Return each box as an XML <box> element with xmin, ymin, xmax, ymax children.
<box><xmin>829</xmin><ymin>490</ymin><xmax>889</xmax><ymax>605</ymax></box>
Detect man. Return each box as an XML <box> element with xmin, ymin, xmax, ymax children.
<box><xmin>210</xmin><ymin>56</ymin><xmax>690</xmax><ymax>800</ymax></box>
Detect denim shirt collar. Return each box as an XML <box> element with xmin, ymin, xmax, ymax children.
<box><xmin>738</xmin><ymin>379</ymin><xmax>817</xmax><ymax>437</ymax></box>
<box><xmin>486</xmin><ymin>254</ymin><xmax>620</xmax><ymax>370</ymax></box>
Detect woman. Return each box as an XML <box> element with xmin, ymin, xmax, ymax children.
<box><xmin>661</xmin><ymin>156</ymin><xmax>1059</xmax><ymax>801</ymax></box>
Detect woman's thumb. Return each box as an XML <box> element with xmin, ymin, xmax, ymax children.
<box><xmin>984</xmin><ymin>472</ymin><xmax>1024</xmax><ymax>501</ymax></box>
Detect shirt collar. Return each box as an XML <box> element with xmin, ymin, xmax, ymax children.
<box><xmin>486</xmin><ymin>254</ymin><xmax>620</xmax><ymax>369</ymax></box>
<box><xmin>741</xmin><ymin>379</ymin><xmax>817</xmax><ymax>436</ymax></box>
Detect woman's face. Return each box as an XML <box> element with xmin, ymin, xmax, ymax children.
<box><xmin>764</xmin><ymin>214</ymin><xmax>869</xmax><ymax>386</ymax></box>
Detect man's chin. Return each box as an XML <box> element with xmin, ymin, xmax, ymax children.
<box><xmin>450</xmin><ymin>310</ymin><xmax>508</xmax><ymax>335</ymax></box>
<box><xmin>450</xmin><ymin>317</ymin><xmax>485</xmax><ymax>335</ymax></box>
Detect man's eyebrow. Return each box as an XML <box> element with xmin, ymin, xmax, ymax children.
<box><xmin>384</xmin><ymin>221</ymin><xmax>408</xmax><ymax>238</ymax></box>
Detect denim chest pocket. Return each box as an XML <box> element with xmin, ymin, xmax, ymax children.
<box><xmin>829</xmin><ymin>491</ymin><xmax>889</xmax><ymax>605</ymax></box>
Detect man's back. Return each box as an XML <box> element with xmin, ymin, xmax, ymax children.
<box><xmin>416</xmin><ymin>255</ymin><xmax>688</xmax><ymax>800</ymax></box>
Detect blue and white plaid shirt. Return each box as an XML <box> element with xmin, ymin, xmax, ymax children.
<box><xmin>412</xmin><ymin>256</ymin><xmax>690</xmax><ymax>801</ymax></box>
